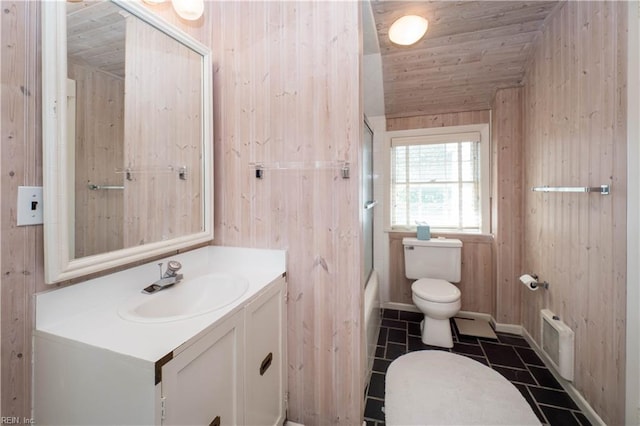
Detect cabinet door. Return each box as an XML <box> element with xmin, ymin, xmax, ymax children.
<box><xmin>244</xmin><ymin>277</ymin><xmax>287</xmax><ymax>426</ymax></box>
<box><xmin>162</xmin><ymin>311</ymin><xmax>244</xmax><ymax>426</ymax></box>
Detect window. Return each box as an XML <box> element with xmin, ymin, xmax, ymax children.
<box><xmin>388</xmin><ymin>125</ymin><xmax>489</xmax><ymax>233</ymax></box>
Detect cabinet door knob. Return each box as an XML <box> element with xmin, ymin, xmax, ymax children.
<box><xmin>259</xmin><ymin>352</ymin><xmax>273</xmax><ymax>376</ymax></box>
<box><xmin>209</xmin><ymin>415</ymin><xmax>221</xmax><ymax>426</ymax></box>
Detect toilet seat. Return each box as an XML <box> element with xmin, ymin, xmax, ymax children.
<box><xmin>412</xmin><ymin>278</ymin><xmax>460</xmax><ymax>303</ymax></box>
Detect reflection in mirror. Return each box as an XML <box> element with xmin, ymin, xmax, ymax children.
<box><xmin>67</xmin><ymin>1</ymin><xmax>204</xmax><ymax>258</ymax></box>
<box><xmin>66</xmin><ymin>1</ymin><xmax>126</xmax><ymax>257</ymax></box>
<box><xmin>43</xmin><ymin>0</ymin><xmax>213</xmax><ymax>283</ymax></box>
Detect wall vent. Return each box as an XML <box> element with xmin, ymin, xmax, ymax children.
<box><xmin>540</xmin><ymin>309</ymin><xmax>574</xmax><ymax>381</ymax></box>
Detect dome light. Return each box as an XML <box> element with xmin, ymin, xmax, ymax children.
<box><xmin>142</xmin><ymin>0</ymin><xmax>204</xmax><ymax>21</ymax></box>
<box><xmin>172</xmin><ymin>0</ymin><xmax>204</xmax><ymax>21</ymax></box>
<box><xmin>388</xmin><ymin>15</ymin><xmax>429</xmax><ymax>46</ymax></box>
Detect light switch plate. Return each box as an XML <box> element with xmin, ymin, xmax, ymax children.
<box><xmin>17</xmin><ymin>186</ymin><xmax>43</xmax><ymax>226</ymax></box>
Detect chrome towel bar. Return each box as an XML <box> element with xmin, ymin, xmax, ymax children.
<box><xmin>531</xmin><ymin>184</ymin><xmax>610</xmax><ymax>195</ymax></box>
<box><xmin>250</xmin><ymin>161</ymin><xmax>350</xmax><ymax>179</ymax></box>
<box><xmin>88</xmin><ymin>184</ymin><xmax>124</xmax><ymax>190</ymax></box>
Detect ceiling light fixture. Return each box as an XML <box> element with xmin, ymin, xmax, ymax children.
<box><xmin>388</xmin><ymin>15</ymin><xmax>429</xmax><ymax>46</ymax></box>
<box><xmin>142</xmin><ymin>0</ymin><xmax>204</xmax><ymax>21</ymax></box>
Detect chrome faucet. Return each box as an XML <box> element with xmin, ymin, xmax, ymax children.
<box><xmin>142</xmin><ymin>260</ymin><xmax>183</xmax><ymax>294</ymax></box>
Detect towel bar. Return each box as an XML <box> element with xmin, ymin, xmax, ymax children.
<box><xmin>88</xmin><ymin>184</ymin><xmax>124</xmax><ymax>190</ymax></box>
<box><xmin>531</xmin><ymin>184</ymin><xmax>609</xmax><ymax>195</ymax></box>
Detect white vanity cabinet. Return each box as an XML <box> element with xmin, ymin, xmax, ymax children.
<box><xmin>160</xmin><ymin>276</ymin><xmax>286</xmax><ymax>426</ymax></box>
<box><xmin>244</xmin><ymin>276</ymin><xmax>287</xmax><ymax>425</ymax></box>
<box><xmin>161</xmin><ymin>310</ymin><xmax>245</xmax><ymax>426</ymax></box>
<box><xmin>34</xmin><ymin>266</ymin><xmax>287</xmax><ymax>426</ymax></box>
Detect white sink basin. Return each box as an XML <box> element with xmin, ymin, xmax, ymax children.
<box><xmin>118</xmin><ymin>273</ymin><xmax>249</xmax><ymax>323</ymax></box>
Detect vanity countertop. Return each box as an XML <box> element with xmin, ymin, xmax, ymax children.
<box><xmin>35</xmin><ymin>245</ymin><xmax>286</xmax><ymax>362</ymax></box>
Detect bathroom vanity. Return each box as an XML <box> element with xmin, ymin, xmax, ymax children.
<box><xmin>36</xmin><ymin>3</ymin><xmax>271</xmax><ymax>423</ymax></box>
<box><xmin>34</xmin><ymin>246</ymin><xmax>287</xmax><ymax>426</ymax></box>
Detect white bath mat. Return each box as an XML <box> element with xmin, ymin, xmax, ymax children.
<box><xmin>454</xmin><ymin>316</ymin><xmax>498</xmax><ymax>339</ymax></box>
<box><xmin>385</xmin><ymin>351</ymin><xmax>541</xmax><ymax>425</ymax></box>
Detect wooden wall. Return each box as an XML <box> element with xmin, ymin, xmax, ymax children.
<box><xmin>0</xmin><ymin>2</ymin><xmax>626</xmax><ymax>424</ymax></box>
<box><xmin>206</xmin><ymin>3</ymin><xmax>364</xmax><ymax>423</ymax></box>
<box><xmin>521</xmin><ymin>2</ymin><xmax>627</xmax><ymax>424</ymax></box>
<box><xmin>69</xmin><ymin>62</ymin><xmax>125</xmax><ymax>258</ymax></box>
<box><xmin>385</xmin><ymin>111</ymin><xmax>495</xmax><ymax>316</ymax></box>
<box><xmin>387</xmin><ymin>109</ymin><xmax>490</xmax><ymax>132</ymax></box>
<box><xmin>1</xmin><ymin>1</ymin><xmax>364</xmax><ymax>423</ymax></box>
<box><xmin>1</xmin><ymin>0</ymin><xmax>42</xmax><ymax>418</ymax></box>
<box><xmin>389</xmin><ymin>232</ymin><xmax>494</xmax><ymax>314</ymax></box>
<box><xmin>491</xmin><ymin>88</ymin><xmax>524</xmax><ymax>325</ymax></box>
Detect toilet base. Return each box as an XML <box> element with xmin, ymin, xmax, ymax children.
<box><xmin>420</xmin><ymin>317</ymin><xmax>454</xmax><ymax>348</ymax></box>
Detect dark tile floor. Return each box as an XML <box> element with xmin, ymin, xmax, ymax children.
<box><xmin>364</xmin><ymin>309</ymin><xmax>591</xmax><ymax>426</ymax></box>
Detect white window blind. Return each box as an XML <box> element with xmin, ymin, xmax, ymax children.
<box><xmin>391</xmin><ymin>132</ymin><xmax>481</xmax><ymax>231</ymax></box>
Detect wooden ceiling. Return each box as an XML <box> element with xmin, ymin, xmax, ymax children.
<box><xmin>371</xmin><ymin>1</ymin><xmax>559</xmax><ymax>118</ymax></box>
<box><xmin>64</xmin><ymin>1</ymin><xmax>559</xmax><ymax>117</ymax></box>
<box><xmin>66</xmin><ymin>1</ymin><xmax>126</xmax><ymax>78</ymax></box>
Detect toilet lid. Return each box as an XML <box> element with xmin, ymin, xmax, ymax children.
<box><xmin>412</xmin><ymin>278</ymin><xmax>460</xmax><ymax>303</ymax></box>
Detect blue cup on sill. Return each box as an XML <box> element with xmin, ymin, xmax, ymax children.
<box><xmin>417</xmin><ymin>224</ymin><xmax>431</xmax><ymax>240</ymax></box>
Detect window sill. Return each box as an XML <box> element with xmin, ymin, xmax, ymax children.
<box><xmin>384</xmin><ymin>228</ymin><xmax>494</xmax><ymax>242</ymax></box>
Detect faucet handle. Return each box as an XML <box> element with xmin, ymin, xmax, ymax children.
<box><xmin>161</xmin><ymin>260</ymin><xmax>182</xmax><ymax>278</ymax></box>
<box><xmin>167</xmin><ymin>260</ymin><xmax>182</xmax><ymax>274</ymax></box>
<box><xmin>143</xmin><ymin>262</ymin><xmax>183</xmax><ymax>294</ymax></box>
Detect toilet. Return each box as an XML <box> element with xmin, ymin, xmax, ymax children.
<box><xmin>402</xmin><ymin>237</ymin><xmax>462</xmax><ymax>348</ymax></box>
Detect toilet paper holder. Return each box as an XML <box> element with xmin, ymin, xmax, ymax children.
<box><xmin>523</xmin><ymin>274</ymin><xmax>549</xmax><ymax>290</ymax></box>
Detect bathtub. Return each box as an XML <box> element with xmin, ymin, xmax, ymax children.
<box><xmin>364</xmin><ymin>270</ymin><xmax>382</xmax><ymax>387</ymax></box>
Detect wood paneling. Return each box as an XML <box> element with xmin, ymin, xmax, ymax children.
<box><xmin>69</xmin><ymin>62</ymin><xmax>124</xmax><ymax>258</ymax></box>
<box><xmin>491</xmin><ymin>88</ymin><xmax>524</xmax><ymax>325</ymax></box>
<box><xmin>2</xmin><ymin>2</ymin><xmax>364</xmax><ymax>423</ymax></box>
<box><xmin>66</xmin><ymin>1</ymin><xmax>126</xmax><ymax>78</ymax></box>
<box><xmin>15</xmin><ymin>1</ymin><xmax>631</xmax><ymax>423</ymax></box>
<box><xmin>387</xmin><ymin>109</ymin><xmax>490</xmax><ymax>132</ymax></box>
<box><xmin>207</xmin><ymin>3</ymin><xmax>364</xmax><ymax>423</ymax></box>
<box><xmin>389</xmin><ymin>232</ymin><xmax>494</xmax><ymax>315</ymax></box>
<box><xmin>521</xmin><ymin>2</ymin><xmax>627</xmax><ymax>424</ymax></box>
<box><xmin>1</xmin><ymin>0</ymin><xmax>42</xmax><ymax>418</ymax></box>
<box><xmin>371</xmin><ymin>1</ymin><xmax>558</xmax><ymax>118</ymax></box>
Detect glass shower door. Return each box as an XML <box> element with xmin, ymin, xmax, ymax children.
<box><xmin>363</xmin><ymin>119</ymin><xmax>375</xmax><ymax>285</ymax></box>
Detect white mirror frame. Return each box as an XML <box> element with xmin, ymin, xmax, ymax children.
<box><xmin>42</xmin><ymin>0</ymin><xmax>214</xmax><ymax>284</ymax></box>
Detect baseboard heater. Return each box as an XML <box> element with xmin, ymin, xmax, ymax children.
<box><xmin>540</xmin><ymin>309</ymin><xmax>574</xmax><ymax>381</ymax></box>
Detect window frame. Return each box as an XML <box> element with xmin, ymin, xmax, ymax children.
<box><xmin>384</xmin><ymin>123</ymin><xmax>491</xmax><ymax>234</ymax></box>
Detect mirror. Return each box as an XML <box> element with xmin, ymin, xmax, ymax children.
<box><xmin>42</xmin><ymin>0</ymin><xmax>213</xmax><ymax>283</ymax></box>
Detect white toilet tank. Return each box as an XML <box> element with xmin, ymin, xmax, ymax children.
<box><xmin>402</xmin><ymin>237</ymin><xmax>462</xmax><ymax>282</ymax></box>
